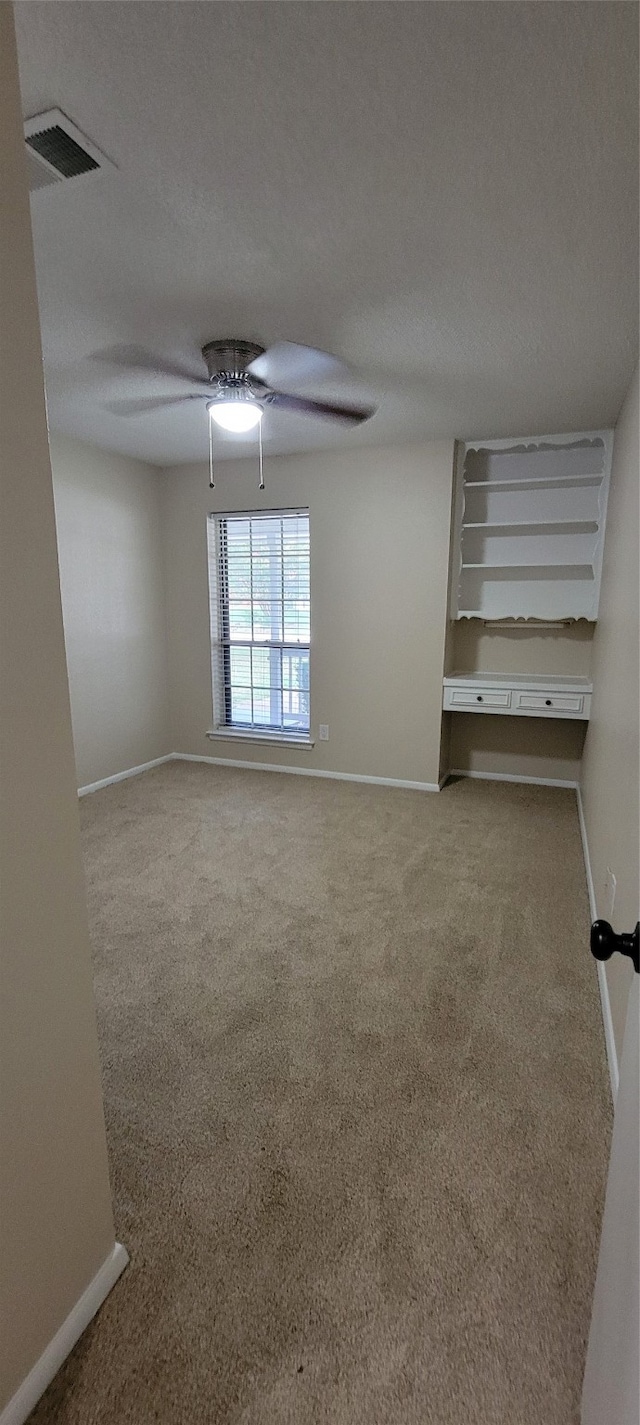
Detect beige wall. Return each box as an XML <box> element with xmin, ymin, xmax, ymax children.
<box><xmin>581</xmin><ymin>366</ymin><xmax>639</xmax><ymax>1061</ymax></box>
<box><xmin>452</xmin><ymin>619</ymin><xmax>594</xmax><ymax>678</ymax></box>
<box><xmin>51</xmin><ymin>433</ymin><xmax>170</xmax><ymax>788</ymax></box>
<box><xmin>161</xmin><ymin>441</ymin><xmax>455</xmax><ymax>786</ymax></box>
<box><xmin>449</xmin><ymin>712</ymin><xmax>586</xmax><ymax>784</ymax></box>
<box><xmin>0</xmin><ymin>4</ymin><xmax>116</xmax><ymax>1410</ymax></box>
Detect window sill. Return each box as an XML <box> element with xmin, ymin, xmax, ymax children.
<box><xmin>207</xmin><ymin>729</ymin><xmax>315</xmax><ymax>749</ymax></box>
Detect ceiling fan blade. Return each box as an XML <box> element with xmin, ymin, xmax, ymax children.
<box><xmin>269</xmin><ymin>392</ymin><xmax>375</xmax><ymax>425</ymax></box>
<box><xmin>247</xmin><ymin>341</ymin><xmax>350</xmax><ymax>391</ymax></box>
<box><xmin>93</xmin><ymin>344</ymin><xmax>209</xmax><ymax>388</ymax></box>
<box><xmin>105</xmin><ymin>394</ymin><xmax>207</xmax><ymax>417</ymax></box>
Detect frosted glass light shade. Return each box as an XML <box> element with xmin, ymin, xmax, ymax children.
<box><xmin>208</xmin><ymin>399</ymin><xmax>263</xmax><ymax>433</ymax></box>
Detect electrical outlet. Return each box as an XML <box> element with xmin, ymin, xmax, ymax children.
<box><xmin>319</xmin><ymin>724</ymin><xmax>329</xmax><ymax>741</ymax></box>
<box><xmin>603</xmin><ymin>868</ymin><xmax>617</xmax><ymax>921</ymax></box>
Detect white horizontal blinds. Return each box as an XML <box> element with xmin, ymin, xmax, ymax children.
<box><xmin>210</xmin><ymin>509</ymin><xmax>310</xmax><ymax>734</ymax></box>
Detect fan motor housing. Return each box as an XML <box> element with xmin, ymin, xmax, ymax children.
<box><xmin>202</xmin><ymin>339</ymin><xmax>264</xmax><ymax>382</ymax></box>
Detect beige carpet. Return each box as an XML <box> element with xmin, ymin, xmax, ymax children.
<box><xmin>30</xmin><ymin>763</ymin><xmax>611</xmax><ymax>1425</ymax></box>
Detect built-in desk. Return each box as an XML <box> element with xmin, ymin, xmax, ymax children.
<box><xmin>443</xmin><ymin>672</ymin><xmax>592</xmax><ymax>721</ymax></box>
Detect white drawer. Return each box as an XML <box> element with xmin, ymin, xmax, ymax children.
<box><xmin>446</xmin><ymin>687</ymin><xmax>512</xmax><ymax>711</ymax></box>
<box><xmin>514</xmin><ymin>691</ymin><xmax>584</xmax><ymax>715</ymax></box>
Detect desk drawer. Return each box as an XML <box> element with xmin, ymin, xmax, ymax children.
<box><xmin>446</xmin><ymin>687</ymin><xmax>512</xmax><ymax>711</ymax></box>
<box><xmin>514</xmin><ymin>691</ymin><xmax>585</xmax><ymax>715</ymax></box>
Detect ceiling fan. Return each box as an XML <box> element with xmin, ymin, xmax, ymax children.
<box><xmin>101</xmin><ymin>338</ymin><xmax>376</xmax><ymax>488</ymax></box>
<box><xmin>103</xmin><ymin>338</ymin><xmax>376</xmax><ymax>432</ymax></box>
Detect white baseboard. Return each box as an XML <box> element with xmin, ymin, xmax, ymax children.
<box><xmin>594</xmin><ymin>960</ymin><xmax>619</xmax><ymax>1105</ymax></box>
<box><xmin>0</xmin><ymin>1242</ymin><xmax>128</xmax><ymax>1425</ymax></box>
<box><xmin>78</xmin><ymin>755</ymin><xmax>173</xmax><ymax>797</ymax></box>
<box><xmin>576</xmin><ymin>785</ymin><xmax>619</xmax><ymax>1102</ymax></box>
<box><xmin>173</xmin><ymin>752</ymin><xmax>441</xmax><ymax>793</ymax></box>
<box><xmin>448</xmin><ymin>767</ymin><xmax>579</xmax><ymax>790</ymax></box>
<box><xmin>576</xmin><ymin>785</ymin><xmax>597</xmax><ymax>921</ymax></box>
<box><xmin>77</xmin><ymin>754</ymin><xmax>576</xmax><ymax>799</ymax></box>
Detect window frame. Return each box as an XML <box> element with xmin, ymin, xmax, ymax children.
<box><xmin>207</xmin><ymin>507</ymin><xmax>312</xmax><ymax>746</ymax></box>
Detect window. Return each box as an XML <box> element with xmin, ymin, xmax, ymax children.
<box><xmin>208</xmin><ymin>509</ymin><xmax>310</xmax><ymax>739</ymax></box>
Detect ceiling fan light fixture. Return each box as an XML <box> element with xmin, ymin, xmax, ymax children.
<box><xmin>208</xmin><ymin>396</ymin><xmax>263</xmax><ymax>433</ymax></box>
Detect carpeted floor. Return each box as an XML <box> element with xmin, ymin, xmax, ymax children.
<box><xmin>30</xmin><ymin>763</ymin><xmax>611</xmax><ymax>1424</ymax></box>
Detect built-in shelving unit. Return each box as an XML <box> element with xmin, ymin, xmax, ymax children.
<box><xmin>450</xmin><ymin>431</ymin><xmax>612</xmax><ymax>620</ymax></box>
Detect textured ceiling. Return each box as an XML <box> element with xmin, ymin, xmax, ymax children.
<box><xmin>15</xmin><ymin>1</ymin><xmax>639</xmax><ymax>467</ymax></box>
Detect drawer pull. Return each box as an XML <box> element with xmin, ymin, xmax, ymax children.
<box><xmin>477</xmin><ymin>695</ymin><xmax>483</xmax><ymax>702</ymax></box>
<box><xmin>545</xmin><ymin>699</ymin><xmax>552</xmax><ymax>706</ymax></box>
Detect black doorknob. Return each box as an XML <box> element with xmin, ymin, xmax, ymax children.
<box><xmin>590</xmin><ymin>920</ymin><xmax>639</xmax><ymax>974</ymax></box>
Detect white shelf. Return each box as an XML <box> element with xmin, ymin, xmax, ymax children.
<box><xmin>460</xmin><ymin>563</ymin><xmax>595</xmax><ymax>574</ymax></box>
<box><xmin>463</xmin><ymin>474</ymin><xmax>603</xmax><ymax>491</ymax></box>
<box><xmin>450</xmin><ymin>430</ymin><xmax>612</xmax><ymax>621</ymax></box>
<box><xmin>444</xmin><ymin>671</ymin><xmax>592</xmax><ymax>690</ymax></box>
<box><xmin>462</xmin><ymin>520</ymin><xmax>598</xmax><ymax>533</ymax></box>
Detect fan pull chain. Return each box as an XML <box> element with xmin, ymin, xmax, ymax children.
<box><xmin>258</xmin><ymin>420</ymin><xmax>265</xmax><ymax>491</ymax></box>
<box><xmin>208</xmin><ymin>412</ymin><xmax>215</xmax><ymax>490</ymax></box>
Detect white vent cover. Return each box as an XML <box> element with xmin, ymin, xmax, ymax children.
<box><xmin>23</xmin><ymin>108</ymin><xmax>115</xmax><ymax>194</ymax></box>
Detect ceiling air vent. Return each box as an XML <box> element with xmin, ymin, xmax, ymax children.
<box><xmin>23</xmin><ymin>108</ymin><xmax>115</xmax><ymax>194</ymax></box>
